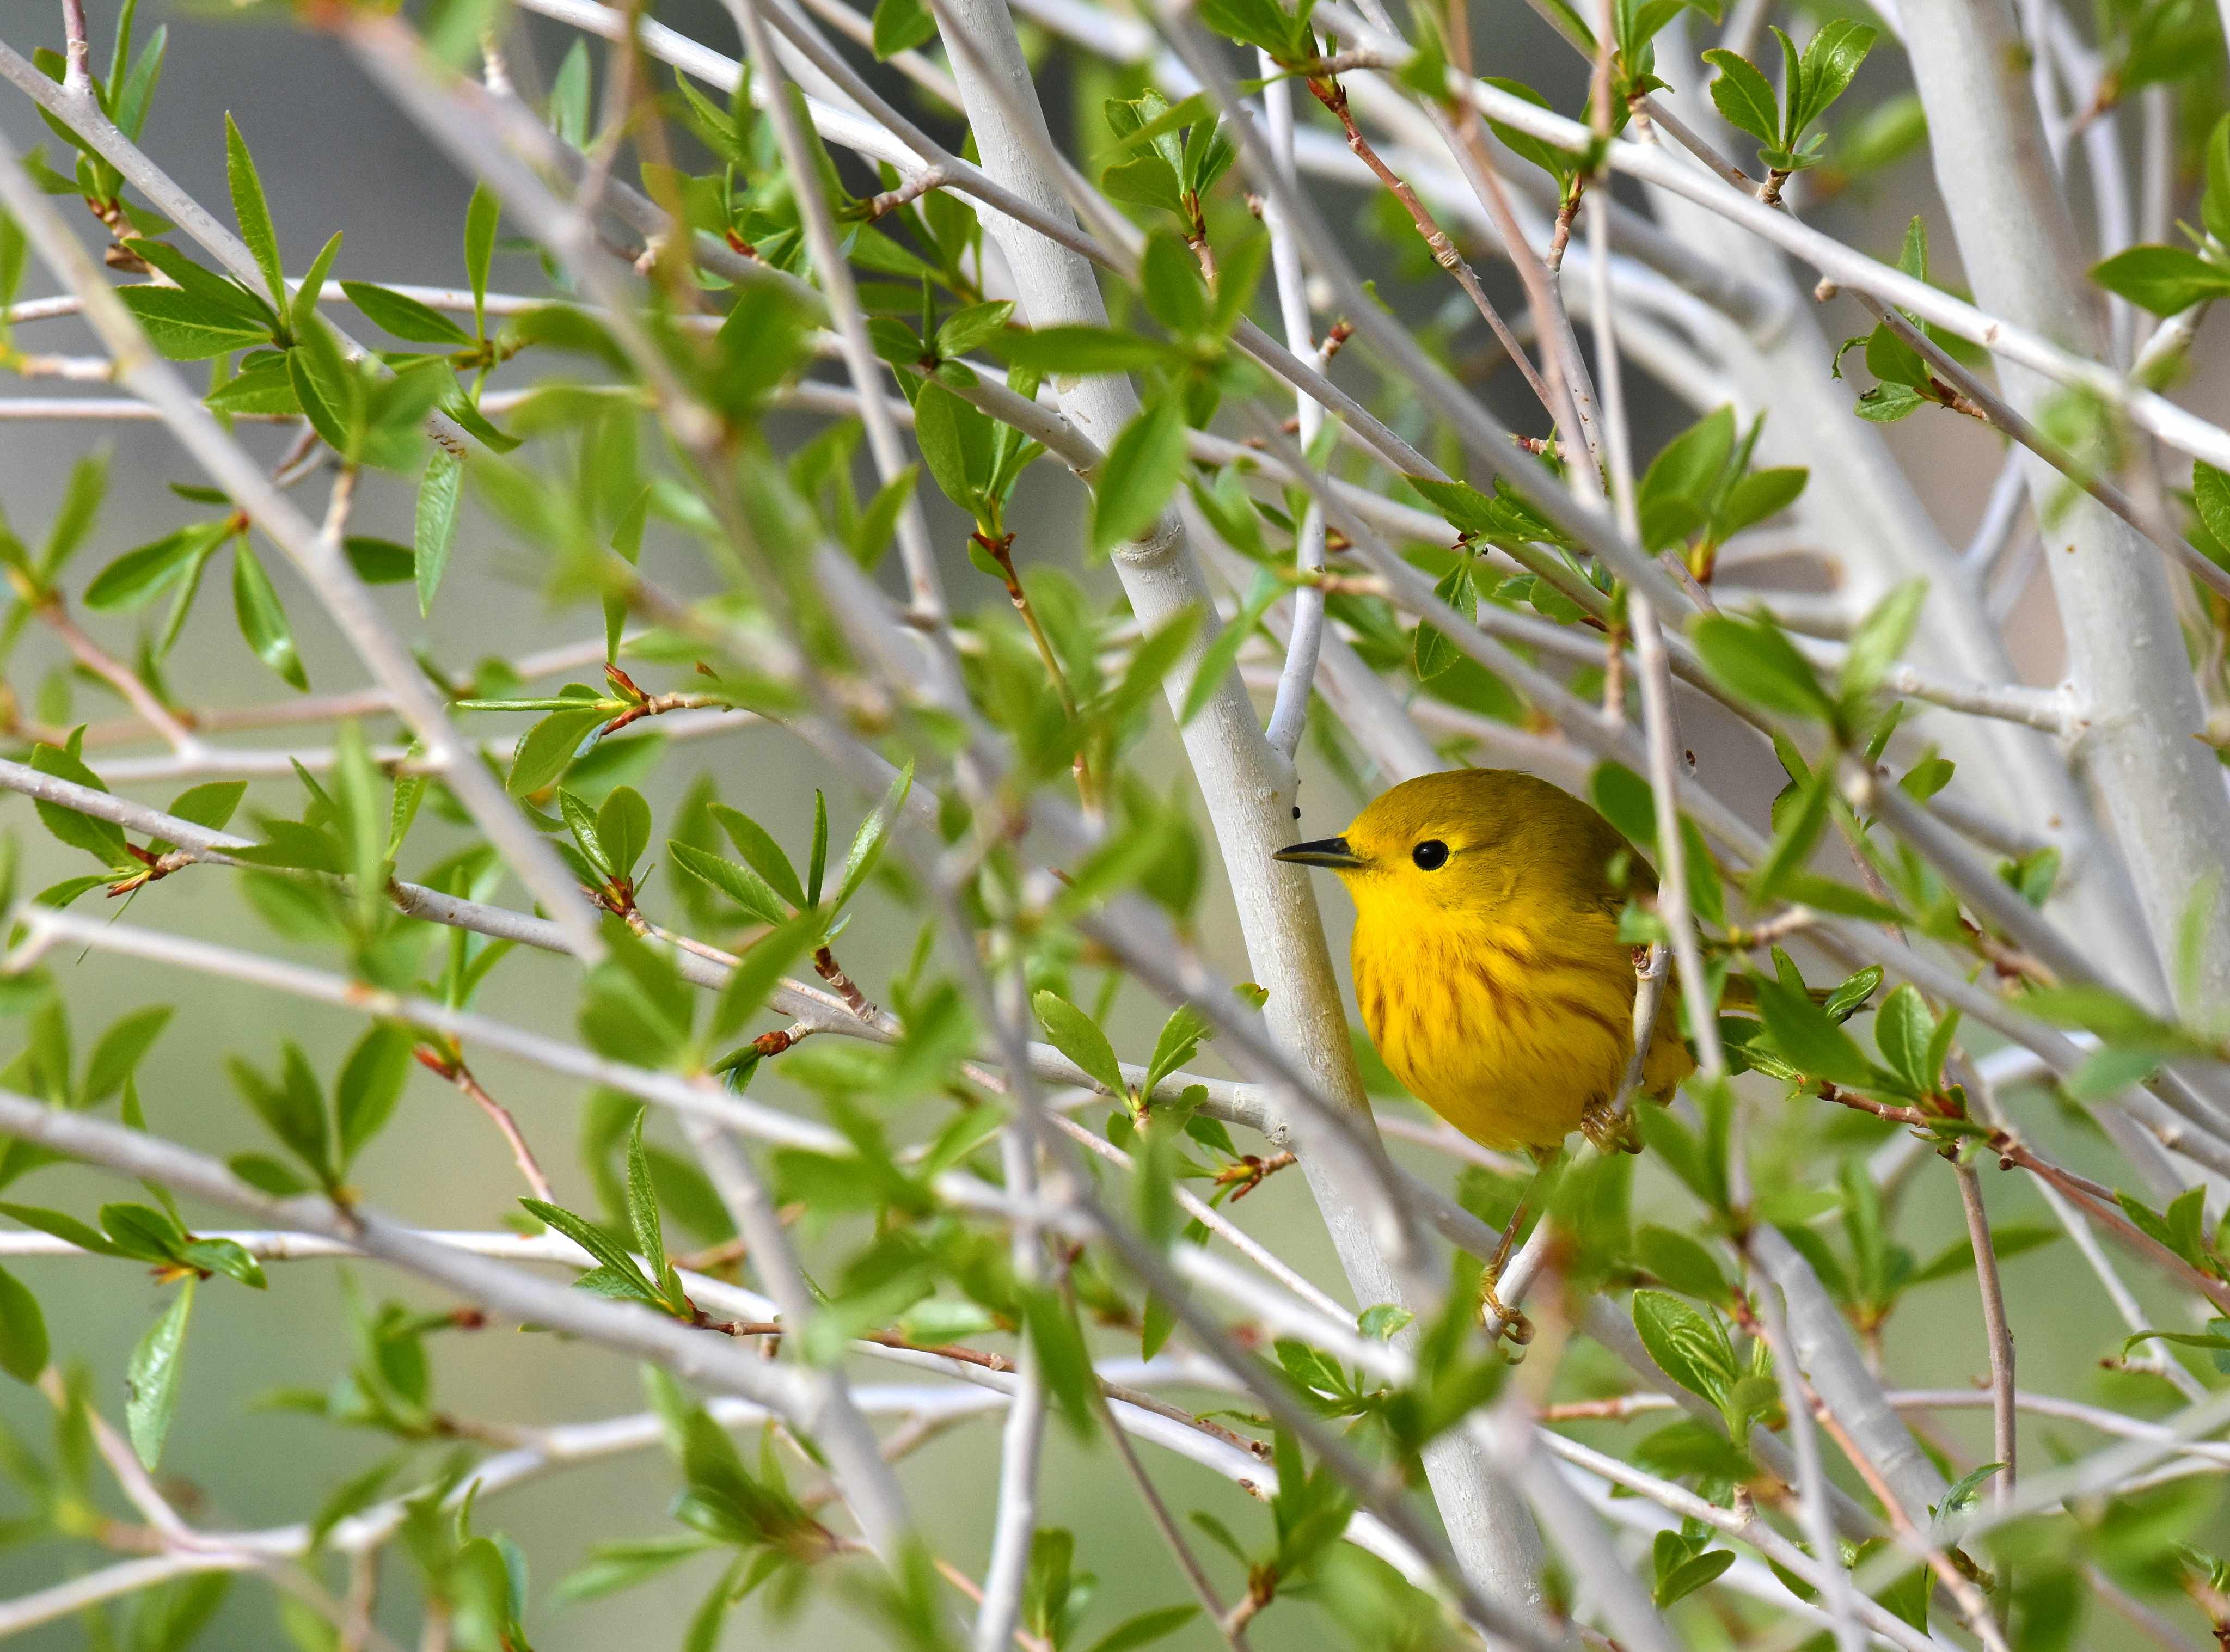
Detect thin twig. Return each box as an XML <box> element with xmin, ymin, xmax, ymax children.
<box><xmin>1953</xmin><ymin>1163</ymin><xmax>2018</xmax><ymax>1506</ymax></box>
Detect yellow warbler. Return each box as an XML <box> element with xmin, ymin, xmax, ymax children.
<box><xmin>1276</xmin><ymin>768</ymin><xmax>1690</xmax><ymax>1154</ymax></box>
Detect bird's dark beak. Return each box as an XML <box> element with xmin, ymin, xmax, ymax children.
<box><xmin>1274</xmin><ymin>835</ymin><xmax>1364</xmax><ymax>869</ymax></box>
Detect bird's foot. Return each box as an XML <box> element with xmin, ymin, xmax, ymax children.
<box><xmin>1474</xmin><ymin>1266</ymin><xmax>1535</xmax><ymax>1354</ymax></box>
<box><xmin>1579</xmin><ymin>1096</ymin><xmax>1642</xmax><ymax>1155</ymax></box>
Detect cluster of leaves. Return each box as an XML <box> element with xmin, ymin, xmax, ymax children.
<box><xmin>20</xmin><ymin>0</ymin><xmax>168</xmax><ymax>239</ymax></box>
<box><xmin>1831</xmin><ymin>219</ymin><xmax>1993</xmax><ymax>424</ymax></box>
<box><xmin>1631</xmin><ymin>404</ymin><xmax>1808</xmax><ymax>581</ymax></box>
<box><xmin>1704</xmin><ymin>19</ymin><xmax>1877</xmax><ymax>182</ymax></box>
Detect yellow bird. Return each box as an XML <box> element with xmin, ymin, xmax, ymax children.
<box><xmin>1275</xmin><ymin>768</ymin><xmax>1692</xmax><ymax>1155</ymax></box>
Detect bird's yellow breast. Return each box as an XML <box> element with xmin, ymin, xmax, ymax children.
<box><xmin>1350</xmin><ymin>896</ymin><xmax>1687</xmax><ymax>1152</ymax></box>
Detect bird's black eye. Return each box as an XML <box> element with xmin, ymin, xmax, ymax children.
<box><xmin>1412</xmin><ymin>840</ymin><xmax>1450</xmax><ymax>871</ymax></box>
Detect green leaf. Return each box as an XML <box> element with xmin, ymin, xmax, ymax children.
<box><xmin>342</xmin><ymin>536</ymin><xmax>415</xmax><ymax>585</ymax></box>
<box><xmin>415</xmin><ymin>447</ymin><xmax>463</xmax><ymax>616</ymax></box>
<box><xmin>1103</xmin><ymin>154</ymin><xmax>1187</xmax><ymax>217</ymax></box>
<box><xmin>1872</xmin><ymin>984</ymin><xmax>1939</xmax><ymax>1094</ymax></box>
<box><xmin>2195</xmin><ymin>462</ymin><xmax>2230</xmax><ymax>560</ymax></box>
<box><xmin>1790</xmin><ymin>19</ymin><xmax>1877</xmax><ymax>137</ymax></box>
<box><xmin>508</xmin><ymin>706</ymin><xmax>608</xmax><ymax>796</ymax></box>
<box><xmin>597</xmin><ymin>786</ymin><xmax>653</xmax><ymax>883</ymax></box>
<box><xmin>224</xmin><ymin>114</ymin><xmax>287</xmax><ymax>314</ymax></box>
<box><xmin>1632</xmin><ymin>1289</ymin><xmax>1739</xmax><ymax>1407</ymax></box>
<box><xmin>228</xmin><ymin>1045</ymin><xmax>333</xmax><ymax>1184</ymax></box>
<box><xmin>2091</xmin><ymin>245</ymin><xmax>2230</xmax><ymax>317</ymax></box>
<box><xmin>38</xmin><ymin>453</ymin><xmax>107</xmax><ymax>582</ymax></box>
<box><xmin>123</xmin><ymin>240</ymin><xmax>269</xmax><ymax>324</ymax></box>
<box><xmin>1033</xmin><ymin>990</ymin><xmax>1128</xmax><ymax>1098</ymax></box>
<box><xmin>1701</xmin><ymin>50</ymin><xmax>1779</xmax><ymax>148</ymax></box>
<box><xmin>1937</xmin><ymin>1461</ymin><xmax>2005</xmax><ymax>1521</ymax></box>
<box><xmin>83</xmin><ymin>1005</ymin><xmax>171</xmax><ymax>1103</ymax></box>
<box><xmin>1143</xmin><ymin>1004</ymin><xmax>1215</xmax><ymax>1097</ymax></box>
<box><xmin>807</xmin><ymin>791</ymin><xmax>829</xmax><ymax>908</ymax></box>
<box><xmin>1750</xmin><ymin>975</ymin><xmax>1882</xmax><ymax>1089</ymax></box>
<box><xmin>623</xmin><ymin>1109</ymin><xmax>667</xmax><ymax>1281</ymax></box>
<box><xmin>84</xmin><ymin>521</ymin><xmax>228</xmax><ymax>613</ymax></box>
<box><xmin>0</xmin><ymin>1267</ymin><xmax>48</xmax><ymax>1383</ymax></box>
<box><xmin>101</xmin><ymin>1202</ymin><xmax>187</xmax><ymax>1264</ymax></box>
<box><xmin>712</xmin><ymin>911</ymin><xmax>823</xmax><ymax>1042</ymax></box>
<box><xmin>669</xmin><ymin>842</ymin><xmax>791</xmax><ymax>927</ymax></box>
<box><xmin>834</xmin><ymin>762</ymin><xmax>914</xmax><ymax>912</ymax></box>
<box><xmin>910</xmin><ymin>379</ymin><xmax>988</xmax><ymax>512</ymax></box>
<box><xmin>710</xmin><ymin>805</ymin><xmax>806</xmax><ymax>910</ymax></box>
<box><xmin>232</xmin><ymin>543</ymin><xmax>307</xmax><ymax>690</ymax></box>
<box><xmin>1638</xmin><ymin>407</ymin><xmax>1734</xmax><ymax>551</ymax></box>
<box><xmin>1691</xmin><ymin>612</ymin><xmax>1836</xmax><ymax>722</ymax></box>
<box><xmin>116</xmin><ymin>285</ymin><xmax>271</xmax><ymax>359</ymax></box>
<box><xmin>1183</xmin><ymin>579</ymin><xmax>1275</xmax><ymax>726</ymax></box>
<box><xmin>872</xmin><ymin>0</ymin><xmax>939</xmax><ymax>56</ymax></box>
<box><xmin>341</xmin><ymin>280</ymin><xmax>475</xmax><ymax>347</ymax></box>
<box><xmin>1655</xmin><ymin>1547</ymin><xmax>1735</xmax><ymax>1608</ymax></box>
<box><xmin>290</xmin><ymin>231</ymin><xmax>344</xmax><ymax>342</ymax></box>
<box><xmin>519</xmin><ymin>1197</ymin><xmax>659</xmax><ymax>1302</ymax></box>
<box><xmin>1082</xmin><ymin>1606</ymin><xmax>1201</xmax><ymax>1652</ymax></box>
<box><xmin>1717</xmin><ymin>466</ymin><xmax>1808</xmax><ymax>539</ymax></box>
<box><xmin>465</xmin><ymin>182</ymin><xmax>499</xmax><ymax>337</ymax></box>
<box><xmin>229</xmin><ymin>1153</ymin><xmax>311</xmax><ymax>1196</ymax></box>
<box><xmin>179</xmin><ymin>1237</ymin><xmax>266</xmax><ymax>1290</ymax></box>
<box><xmin>2205</xmin><ymin>113</ymin><xmax>2230</xmax><ymax>249</ymax></box>
<box><xmin>1637</xmin><ymin>1225</ymin><xmax>1732</xmax><ymax>1304</ymax></box>
<box><xmin>1094</xmin><ymin>390</ymin><xmax>1189</xmax><ymax>557</ymax></box>
<box><xmin>1139</xmin><ymin>232</ymin><xmax>1209</xmax><ymax>336</ymax></box>
<box><xmin>30</xmin><ymin>734</ymin><xmax>128</xmax><ymax>864</ymax></box>
<box><xmin>126</xmin><ymin>1278</ymin><xmax>194</xmax><ymax>1469</ymax></box>
<box><xmin>991</xmin><ymin>325</ymin><xmax>1176</xmax><ymax>376</ymax></box>
<box><xmin>1840</xmin><ymin>580</ymin><xmax>1926</xmax><ymax>704</ymax></box>
<box><xmin>335</xmin><ymin>1025</ymin><xmax>411</xmax><ymax>1170</ymax></box>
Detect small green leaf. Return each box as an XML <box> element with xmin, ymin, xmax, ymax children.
<box><xmin>834</xmin><ymin>762</ymin><xmax>914</xmax><ymax>912</ymax></box>
<box><xmin>508</xmin><ymin>706</ymin><xmax>608</xmax><ymax>796</ymax></box>
<box><xmin>84</xmin><ymin>521</ymin><xmax>229</xmax><ymax>613</ymax></box>
<box><xmin>1632</xmin><ymin>1289</ymin><xmax>1739</xmax><ymax>1408</ymax></box>
<box><xmin>0</xmin><ymin>1267</ymin><xmax>48</xmax><ymax>1383</ymax></box>
<box><xmin>1093</xmin><ymin>391</ymin><xmax>1188</xmax><ymax>557</ymax></box>
<box><xmin>710</xmin><ymin>805</ymin><xmax>806</xmax><ymax>910</ymax></box>
<box><xmin>1082</xmin><ymin>1605</ymin><xmax>1201</xmax><ymax>1652</ymax></box>
<box><xmin>1033</xmin><ymin>991</ymin><xmax>1129</xmax><ymax>1098</ymax></box>
<box><xmin>2091</xmin><ymin>245</ymin><xmax>2230</xmax><ymax>317</ymax></box>
<box><xmin>623</xmin><ymin>1110</ymin><xmax>667</xmax><ymax>1278</ymax></box>
<box><xmin>232</xmin><ymin>543</ymin><xmax>307</xmax><ymax>691</ymax></box>
<box><xmin>1692</xmin><ymin>612</ymin><xmax>1836</xmax><ymax>723</ymax></box>
<box><xmin>341</xmin><ymin>280</ymin><xmax>476</xmax><ymax>347</ymax></box>
<box><xmin>669</xmin><ymin>842</ymin><xmax>791</xmax><ymax>927</ymax></box>
<box><xmin>29</xmin><ymin>734</ymin><xmax>128</xmax><ymax>865</ymax></box>
<box><xmin>289</xmin><ymin>231</ymin><xmax>344</xmax><ymax>342</ymax></box>
<box><xmin>598</xmin><ymin>787</ymin><xmax>653</xmax><ymax>882</ymax></box>
<box><xmin>1701</xmin><ymin>50</ymin><xmax>1778</xmax><ymax>148</ymax></box>
<box><xmin>126</xmin><ymin>1278</ymin><xmax>194</xmax><ymax>1469</ymax></box>
<box><xmin>1839</xmin><ymin>580</ymin><xmax>1927</xmax><ymax>705</ymax></box>
<box><xmin>712</xmin><ymin>911</ymin><xmax>822</xmax><ymax>1042</ymax></box>
<box><xmin>465</xmin><ymin>182</ymin><xmax>499</xmax><ymax>337</ymax></box>
<box><xmin>224</xmin><ymin>114</ymin><xmax>287</xmax><ymax>314</ymax></box>
<box><xmin>871</xmin><ymin>0</ymin><xmax>939</xmax><ymax>57</ymax></box>
<box><xmin>83</xmin><ymin>1005</ymin><xmax>171</xmax><ymax>1104</ymax></box>
<box><xmin>336</xmin><ymin>1025</ymin><xmax>411</xmax><ymax>1170</ymax></box>
<box><xmin>342</xmin><ymin>536</ymin><xmax>415</xmax><ymax>585</ymax></box>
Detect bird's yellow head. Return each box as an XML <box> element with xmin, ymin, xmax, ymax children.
<box><xmin>1273</xmin><ymin>769</ymin><xmax>1646</xmax><ymax>920</ymax></box>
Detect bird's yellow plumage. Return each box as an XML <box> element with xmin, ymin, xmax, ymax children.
<box><xmin>1277</xmin><ymin>769</ymin><xmax>1690</xmax><ymax>1152</ymax></box>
